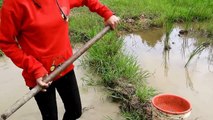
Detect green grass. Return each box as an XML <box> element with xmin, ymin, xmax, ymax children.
<box><xmin>82</xmin><ymin>32</ymin><xmax>148</xmax><ymax>86</ymax></box>
<box><xmin>101</xmin><ymin>0</ymin><xmax>144</xmax><ymax>19</ymax></box>
<box><xmin>0</xmin><ymin>0</ymin><xmax>2</xmax><ymax>7</ymax></box>
<box><xmin>69</xmin><ymin>2</ymin><xmax>156</xmax><ymax>119</ymax></box>
<box><xmin>0</xmin><ymin>50</ymin><xmax>3</xmax><ymax>56</ymax></box>
<box><xmin>136</xmin><ymin>86</ymin><xmax>156</xmax><ymax>103</ymax></box>
<box><xmin>101</xmin><ymin>0</ymin><xmax>213</xmax><ymax>33</ymax></box>
<box><xmin>69</xmin><ymin>8</ymin><xmax>104</xmax><ymax>43</ymax></box>
<box><xmin>122</xmin><ymin>111</ymin><xmax>144</xmax><ymax>120</ymax></box>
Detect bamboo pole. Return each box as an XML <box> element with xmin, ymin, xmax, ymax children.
<box><xmin>0</xmin><ymin>26</ymin><xmax>111</xmax><ymax>120</ymax></box>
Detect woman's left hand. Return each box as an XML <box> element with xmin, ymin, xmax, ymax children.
<box><xmin>105</xmin><ymin>15</ymin><xmax>120</xmax><ymax>30</ymax></box>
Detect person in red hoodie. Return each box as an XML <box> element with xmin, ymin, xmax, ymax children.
<box><xmin>0</xmin><ymin>0</ymin><xmax>119</xmax><ymax>120</ymax></box>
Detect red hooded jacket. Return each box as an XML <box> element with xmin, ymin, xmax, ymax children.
<box><xmin>0</xmin><ymin>0</ymin><xmax>113</xmax><ymax>87</ymax></box>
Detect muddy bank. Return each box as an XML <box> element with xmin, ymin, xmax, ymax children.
<box><xmin>0</xmin><ymin>55</ymin><xmax>123</xmax><ymax>120</ymax></box>
<box><xmin>123</xmin><ymin>26</ymin><xmax>213</xmax><ymax>120</ymax></box>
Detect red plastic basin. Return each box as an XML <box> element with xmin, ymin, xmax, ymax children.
<box><xmin>151</xmin><ymin>94</ymin><xmax>192</xmax><ymax>115</ymax></box>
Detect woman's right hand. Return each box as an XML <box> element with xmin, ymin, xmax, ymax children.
<box><xmin>36</xmin><ymin>75</ymin><xmax>52</xmax><ymax>92</ymax></box>
<box><xmin>105</xmin><ymin>15</ymin><xmax>120</xmax><ymax>30</ymax></box>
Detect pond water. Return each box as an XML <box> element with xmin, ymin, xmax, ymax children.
<box><xmin>0</xmin><ymin>53</ymin><xmax>123</xmax><ymax>120</ymax></box>
<box><xmin>123</xmin><ymin>26</ymin><xmax>213</xmax><ymax>120</ymax></box>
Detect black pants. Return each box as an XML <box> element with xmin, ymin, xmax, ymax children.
<box><xmin>33</xmin><ymin>70</ymin><xmax>82</xmax><ymax>120</ymax></box>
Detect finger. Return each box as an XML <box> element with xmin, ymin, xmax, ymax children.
<box><xmin>37</xmin><ymin>80</ymin><xmax>49</xmax><ymax>88</ymax></box>
<box><xmin>42</xmin><ymin>83</ymin><xmax>49</xmax><ymax>88</ymax></box>
<box><xmin>114</xmin><ymin>21</ymin><xmax>118</xmax><ymax>26</ymax></box>
<box><xmin>115</xmin><ymin>19</ymin><xmax>120</xmax><ymax>24</ymax></box>
<box><xmin>48</xmin><ymin>81</ymin><xmax>52</xmax><ymax>84</ymax></box>
<box><xmin>110</xmin><ymin>22</ymin><xmax>116</xmax><ymax>30</ymax></box>
<box><xmin>41</xmin><ymin>89</ymin><xmax>47</xmax><ymax>92</ymax></box>
<box><xmin>39</xmin><ymin>81</ymin><xmax>48</xmax><ymax>87</ymax></box>
<box><xmin>47</xmin><ymin>81</ymin><xmax>52</xmax><ymax>86</ymax></box>
<box><xmin>110</xmin><ymin>24</ymin><xmax>115</xmax><ymax>29</ymax></box>
<box><xmin>112</xmin><ymin>24</ymin><xmax>116</xmax><ymax>29</ymax></box>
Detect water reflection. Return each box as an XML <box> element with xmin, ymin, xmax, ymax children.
<box><xmin>207</xmin><ymin>45</ymin><xmax>213</xmax><ymax>72</ymax></box>
<box><xmin>135</xmin><ymin>28</ymin><xmax>164</xmax><ymax>47</ymax></box>
<box><xmin>184</xmin><ymin>68</ymin><xmax>194</xmax><ymax>91</ymax></box>
<box><xmin>163</xmin><ymin>50</ymin><xmax>169</xmax><ymax>77</ymax></box>
<box><xmin>123</xmin><ymin>26</ymin><xmax>213</xmax><ymax>120</ymax></box>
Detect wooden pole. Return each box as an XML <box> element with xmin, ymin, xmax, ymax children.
<box><xmin>0</xmin><ymin>26</ymin><xmax>111</xmax><ymax>120</ymax></box>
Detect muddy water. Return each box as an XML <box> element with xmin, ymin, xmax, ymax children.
<box><xmin>0</xmin><ymin>54</ymin><xmax>123</xmax><ymax>120</ymax></box>
<box><xmin>123</xmin><ymin>27</ymin><xmax>213</xmax><ymax>120</ymax></box>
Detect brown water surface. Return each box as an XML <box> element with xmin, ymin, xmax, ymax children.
<box><xmin>123</xmin><ymin>27</ymin><xmax>213</xmax><ymax>120</ymax></box>
<box><xmin>0</xmin><ymin>53</ymin><xmax>123</xmax><ymax>120</ymax></box>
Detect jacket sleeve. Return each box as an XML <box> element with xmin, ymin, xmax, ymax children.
<box><xmin>0</xmin><ymin>2</ymin><xmax>48</xmax><ymax>80</ymax></box>
<box><xmin>70</xmin><ymin>0</ymin><xmax>114</xmax><ymax>21</ymax></box>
